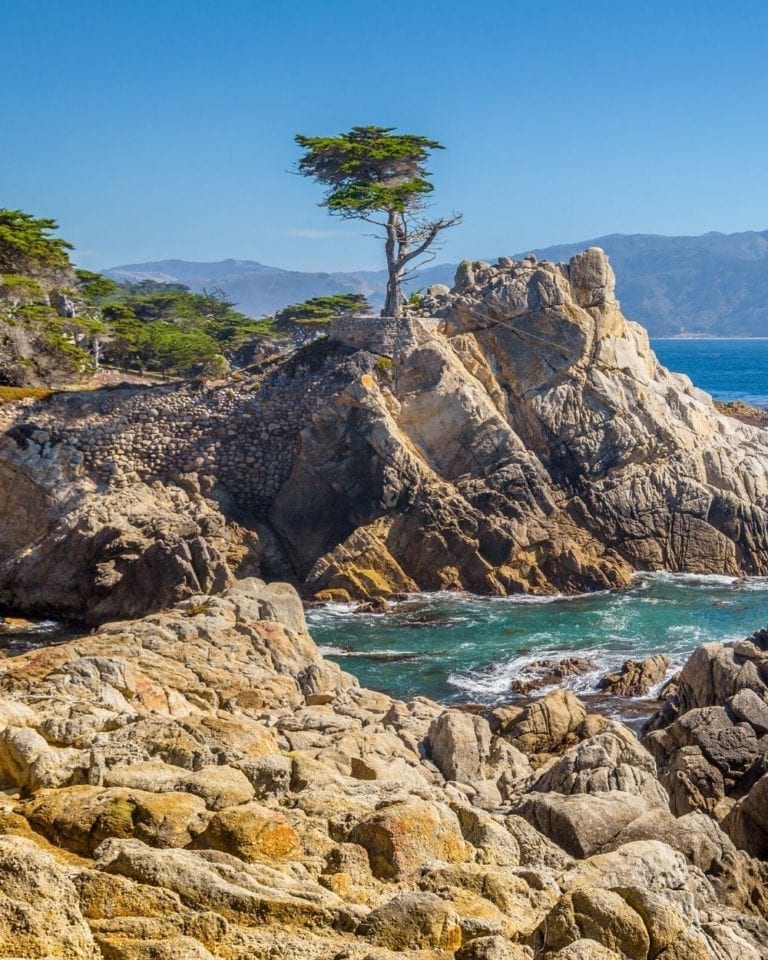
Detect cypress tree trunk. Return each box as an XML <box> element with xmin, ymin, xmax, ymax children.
<box><xmin>383</xmin><ymin>210</ymin><xmax>403</xmax><ymax>318</ymax></box>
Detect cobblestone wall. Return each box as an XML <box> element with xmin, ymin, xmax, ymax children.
<box><xmin>0</xmin><ymin>338</ymin><xmax>370</xmax><ymax>518</ymax></box>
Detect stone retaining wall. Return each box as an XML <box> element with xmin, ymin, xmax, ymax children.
<box><xmin>0</xmin><ymin>340</ymin><xmax>368</xmax><ymax>518</ymax></box>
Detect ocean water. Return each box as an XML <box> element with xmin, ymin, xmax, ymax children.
<box><xmin>307</xmin><ymin>339</ymin><xmax>768</xmax><ymax>711</ymax></box>
<box><xmin>307</xmin><ymin>574</ymin><xmax>768</xmax><ymax>714</ymax></box>
<box><xmin>652</xmin><ymin>337</ymin><xmax>768</xmax><ymax>408</ymax></box>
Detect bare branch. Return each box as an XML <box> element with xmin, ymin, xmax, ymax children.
<box><xmin>397</xmin><ymin>213</ymin><xmax>463</xmax><ymax>268</ymax></box>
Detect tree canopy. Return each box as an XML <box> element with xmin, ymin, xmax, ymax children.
<box><xmin>275</xmin><ymin>293</ymin><xmax>371</xmax><ymax>327</ymax></box>
<box><xmin>0</xmin><ymin>209</ymin><xmax>74</xmax><ymax>273</ymax></box>
<box><xmin>295</xmin><ymin>126</ymin><xmax>461</xmax><ymax>317</ymax></box>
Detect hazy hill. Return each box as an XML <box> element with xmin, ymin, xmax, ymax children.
<box><xmin>106</xmin><ymin>228</ymin><xmax>768</xmax><ymax>336</ymax></box>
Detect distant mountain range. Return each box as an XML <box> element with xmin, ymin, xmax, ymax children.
<box><xmin>106</xmin><ymin>228</ymin><xmax>768</xmax><ymax>336</ymax></box>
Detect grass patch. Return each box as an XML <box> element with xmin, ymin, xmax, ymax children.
<box><xmin>0</xmin><ymin>386</ymin><xmax>53</xmax><ymax>405</ymax></box>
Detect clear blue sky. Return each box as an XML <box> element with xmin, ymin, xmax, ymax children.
<box><xmin>3</xmin><ymin>0</ymin><xmax>767</xmax><ymax>272</ymax></box>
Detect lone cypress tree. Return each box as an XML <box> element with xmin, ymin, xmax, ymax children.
<box><xmin>295</xmin><ymin>126</ymin><xmax>461</xmax><ymax>318</ymax></box>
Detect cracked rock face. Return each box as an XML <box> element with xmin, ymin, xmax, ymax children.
<box><xmin>0</xmin><ymin>579</ymin><xmax>765</xmax><ymax>958</ymax></box>
<box><xmin>277</xmin><ymin>248</ymin><xmax>768</xmax><ymax>599</ymax></box>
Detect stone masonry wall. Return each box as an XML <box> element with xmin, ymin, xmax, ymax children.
<box><xmin>0</xmin><ymin>338</ymin><xmax>371</xmax><ymax>518</ymax></box>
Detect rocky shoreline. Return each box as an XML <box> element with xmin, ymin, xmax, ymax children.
<box><xmin>4</xmin><ymin>250</ymin><xmax>768</xmax><ymax>626</ymax></box>
<box><xmin>0</xmin><ymin>577</ymin><xmax>766</xmax><ymax>958</ymax></box>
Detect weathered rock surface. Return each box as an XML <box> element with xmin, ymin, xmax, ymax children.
<box><xmin>598</xmin><ymin>655</ymin><xmax>670</xmax><ymax>697</ymax></box>
<box><xmin>4</xmin><ymin>249</ymin><xmax>768</xmax><ymax>619</ymax></box>
<box><xmin>0</xmin><ymin>431</ymin><xmax>235</xmax><ymax>623</ymax></box>
<box><xmin>644</xmin><ymin>628</ymin><xmax>768</xmax><ymax>823</ymax></box>
<box><xmin>0</xmin><ymin>578</ymin><xmax>763</xmax><ymax>958</ymax></box>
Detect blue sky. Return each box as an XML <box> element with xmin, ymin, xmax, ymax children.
<box><xmin>3</xmin><ymin>0</ymin><xmax>768</xmax><ymax>271</ymax></box>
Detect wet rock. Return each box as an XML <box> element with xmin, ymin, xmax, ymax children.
<box><xmin>510</xmin><ymin>657</ymin><xmax>598</xmax><ymax>695</ymax></box>
<box><xmin>597</xmin><ymin>654</ymin><xmax>670</xmax><ymax>697</ymax></box>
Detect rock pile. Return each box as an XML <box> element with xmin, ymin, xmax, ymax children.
<box><xmin>0</xmin><ymin>578</ymin><xmax>764</xmax><ymax>958</ymax></box>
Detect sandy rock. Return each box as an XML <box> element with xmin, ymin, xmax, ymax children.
<box><xmin>350</xmin><ymin>800</ymin><xmax>467</xmax><ymax>880</ymax></box>
<box><xmin>0</xmin><ymin>835</ymin><xmax>99</xmax><ymax>958</ymax></box>
<box><xmin>502</xmin><ymin>690</ymin><xmax>587</xmax><ymax>756</ymax></box>
<box><xmin>103</xmin><ymin>761</ymin><xmax>255</xmax><ymax>810</ymax></box>
<box><xmin>357</xmin><ymin>891</ymin><xmax>462</xmax><ymax>951</ymax></box>
<box><xmin>94</xmin><ymin>935</ymin><xmax>217</xmax><ymax>959</ymax></box>
<box><xmin>22</xmin><ymin>785</ymin><xmax>210</xmax><ymax>856</ymax></box>
<box><xmin>0</xmin><ymin>453</ymin><xmax>233</xmax><ymax>624</ymax></box>
<box><xmin>531</xmin><ymin>722</ymin><xmax>670</xmax><ymax>806</ymax></box>
<box><xmin>548</xmin><ymin>942</ymin><xmax>624</xmax><ymax>959</ymax></box>
<box><xmin>73</xmin><ymin>869</ymin><xmax>184</xmax><ymax>919</ymax></box>
<box><xmin>722</xmin><ymin>772</ymin><xmax>768</xmax><ymax>858</ymax></box>
<box><xmin>191</xmin><ymin>801</ymin><xmax>303</xmax><ymax>863</ymax></box>
<box><xmin>727</xmin><ymin>687</ymin><xmax>768</xmax><ymax>734</ymax></box>
<box><xmin>535</xmin><ymin>886</ymin><xmax>649</xmax><ymax>959</ymax></box>
<box><xmin>95</xmin><ymin>838</ymin><xmax>346</xmax><ymax>928</ymax></box>
<box><xmin>456</xmin><ymin>936</ymin><xmax>532</xmax><ymax>959</ymax></box>
<box><xmin>426</xmin><ymin>709</ymin><xmax>531</xmax><ymax>800</ymax></box>
<box><xmin>516</xmin><ymin>791</ymin><xmax>652</xmax><ymax>858</ymax></box>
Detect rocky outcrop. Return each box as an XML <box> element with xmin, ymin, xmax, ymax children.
<box><xmin>0</xmin><ymin>579</ymin><xmax>764</xmax><ymax>958</ymax></box>
<box><xmin>644</xmin><ymin>627</ymin><xmax>768</xmax><ymax>864</ymax></box>
<box><xmin>4</xmin><ymin>249</ymin><xmax>768</xmax><ymax>617</ymax></box>
<box><xmin>0</xmin><ymin>427</ymin><xmax>238</xmax><ymax>623</ymax></box>
<box><xmin>598</xmin><ymin>656</ymin><xmax>670</xmax><ymax>697</ymax></box>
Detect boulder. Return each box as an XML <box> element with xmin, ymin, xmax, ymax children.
<box><xmin>426</xmin><ymin>709</ymin><xmax>531</xmax><ymax>797</ymax></box>
<box><xmin>534</xmin><ymin>887</ymin><xmax>650</xmax><ymax>960</ymax></box>
<box><xmin>95</xmin><ymin>838</ymin><xmax>345</xmax><ymax>928</ymax></box>
<box><xmin>598</xmin><ymin>655</ymin><xmax>670</xmax><ymax>697</ymax></box>
<box><xmin>190</xmin><ymin>802</ymin><xmax>303</xmax><ymax>863</ymax></box>
<box><xmin>22</xmin><ymin>785</ymin><xmax>210</xmax><ymax>856</ymax></box>
<box><xmin>722</xmin><ymin>773</ymin><xmax>768</xmax><ymax>858</ymax></box>
<box><xmin>357</xmin><ymin>891</ymin><xmax>462</xmax><ymax>951</ymax></box>
<box><xmin>0</xmin><ymin>835</ymin><xmax>99</xmax><ymax>958</ymax></box>
<box><xmin>455</xmin><ymin>935</ymin><xmax>532</xmax><ymax>959</ymax></box>
<box><xmin>350</xmin><ymin>800</ymin><xmax>467</xmax><ymax>880</ymax></box>
<box><xmin>516</xmin><ymin>791</ymin><xmax>652</xmax><ymax>858</ymax></box>
<box><xmin>502</xmin><ymin>690</ymin><xmax>587</xmax><ymax>756</ymax></box>
<box><xmin>530</xmin><ymin>722</ymin><xmax>670</xmax><ymax>806</ymax></box>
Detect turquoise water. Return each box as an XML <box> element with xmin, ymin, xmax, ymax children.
<box><xmin>307</xmin><ymin>574</ymin><xmax>768</xmax><ymax>712</ymax></box>
<box><xmin>652</xmin><ymin>338</ymin><xmax>768</xmax><ymax>408</ymax></box>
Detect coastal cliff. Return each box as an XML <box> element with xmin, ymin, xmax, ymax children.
<box><xmin>2</xmin><ymin>248</ymin><xmax>768</xmax><ymax>620</ymax></box>
<box><xmin>0</xmin><ymin>580</ymin><xmax>765</xmax><ymax>958</ymax></box>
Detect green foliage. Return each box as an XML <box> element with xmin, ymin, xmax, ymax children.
<box><xmin>0</xmin><ymin>209</ymin><xmax>73</xmax><ymax>273</ymax></box>
<box><xmin>75</xmin><ymin>269</ymin><xmax>118</xmax><ymax>301</ymax></box>
<box><xmin>98</xmin><ymin>282</ymin><xmax>274</xmax><ymax>375</ymax></box>
<box><xmin>0</xmin><ymin>209</ymin><xmax>277</xmax><ymax>383</ymax></box>
<box><xmin>406</xmin><ymin>290</ymin><xmax>423</xmax><ymax>310</ymax></box>
<box><xmin>0</xmin><ymin>273</ymin><xmax>44</xmax><ymax>301</ymax></box>
<box><xmin>275</xmin><ymin>293</ymin><xmax>371</xmax><ymax>328</ymax></box>
<box><xmin>295</xmin><ymin>126</ymin><xmax>443</xmax><ymax>216</ymax></box>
